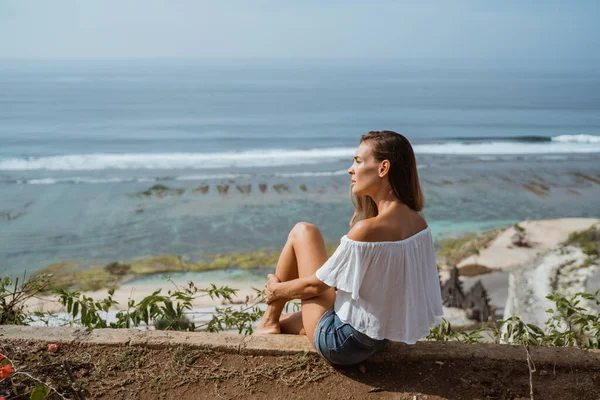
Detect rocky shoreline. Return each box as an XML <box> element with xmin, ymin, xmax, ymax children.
<box><xmin>32</xmin><ymin>244</ymin><xmax>339</xmax><ymax>292</ymax></box>
<box><xmin>438</xmin><ymin>218</ymin><xmax>600</xmax><ymax>327</ymax></box>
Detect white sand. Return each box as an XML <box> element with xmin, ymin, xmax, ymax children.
<box><xmin>444</xmin><ymin>218</ymin><xmax>599</xmax><ymax>325</ymax></box>
<box><xmin>457</xmin><ymin>218</ymin><xmax>599</xmax><ymax>272</ymax></box>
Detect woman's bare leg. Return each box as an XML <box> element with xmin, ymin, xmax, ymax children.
<box><xmin>255</xmin><ymin>234</ymin><xmax>300</xmax><ymax>334</ymax></box>
<box><xmin>291</xmin><ymin>224</ymin><xmax>336</xmax><ymax>345</ymax></box>
<box><xmin>279</xmin><ymin>311</ymin><xmax>305</xmax><ymax>335</ymax></box>
<box><xmin>256</xmin><ymin>222</ymin><xmax>335</xmax><ymax>341</ymax></box>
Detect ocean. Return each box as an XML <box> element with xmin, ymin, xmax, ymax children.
<box><xmin>1</xmin><ymin>59</ymin><xmax>599</xmax><ymax>283</ymax></box>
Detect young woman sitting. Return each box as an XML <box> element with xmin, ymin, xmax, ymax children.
<box><xmin>256</xmin><ymin>130</ymin><xmax>444</xmax><ymax>366</ymax></box>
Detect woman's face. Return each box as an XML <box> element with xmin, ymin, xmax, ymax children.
<box><xmin>348</xmin><ymin>142</ymin><xmax>381</xmax><ymax>196</ymax></box>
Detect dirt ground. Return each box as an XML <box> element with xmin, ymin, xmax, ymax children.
<box><xmin>1</xmin><ymin>341</ymin><xmax>599</xmax><ymax>400</ymax></box>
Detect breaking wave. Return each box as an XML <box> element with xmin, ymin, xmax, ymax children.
<box><xmin>1</xmin><ymin>135</ymin><xmax>598</xmax><ymax>172</ymax></box>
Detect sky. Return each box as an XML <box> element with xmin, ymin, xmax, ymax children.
<box><xmin>0</xmin><ymin>0</ymin><xmax>599</xmax><ymax>61</ymax></box>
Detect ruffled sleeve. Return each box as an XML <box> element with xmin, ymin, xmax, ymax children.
<box><xmin>315</xmin><ymin>236</ymin><xmax>379</xmax><ymax>301</ymax></box>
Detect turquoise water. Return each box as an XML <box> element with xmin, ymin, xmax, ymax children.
<box><xmin>1</xmin><ymin>59</ymin><xmax>599</xmax><ymax>280</ymax></box>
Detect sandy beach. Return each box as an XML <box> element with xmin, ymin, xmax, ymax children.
<box><xmin>455</xmin><ymin>218</ymin><xmax>599</xmax><ymax>272</ymax></box>
<box><xmin>447</xmin><ymin>218</ymin><xmax>600</xmax><ymax>325</ymax></box>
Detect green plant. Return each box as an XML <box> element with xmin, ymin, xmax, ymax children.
<box><xmin>0</xmin><ymin>274</ymin><xmax>52</xmax><ymax>325</ymax></box>
<box><xmin>29</xmin><ymin>384</ymin><xmax>50</xmax><ymax>400</ymax></box>
<box><xmin>8</xmin><ymin>270</ymin><xmax>598</xmax><ymax>347</ymax></box>
<box><xmin>436</xmin><ymin>229</ymin><xmax>500</xmax><ymax>266</ymax></box>
<box><xmin>115</xmin><ymin>288</ymin><xmax>195</xmax><ymax>331</ymax></box>
<box><xmin>563</xmin><ymin>224</ymin><xmax>600</xmax><ymax>258</ymax></box>
<box><xmin>493</xmin><ymin>317</ymin><xmax>546</xmax><ymax>346</ymax></box>
<box><xmin>427</xmin><ymin>318</ymin><xmax>457</xmax><ymax>341</ymax></box>
<box><xmin>542</xmin><ymin>289</ymin><xmax>600</xmax><ymax>349</ymax></box>
<box><xmin>55</xmin><ymin>288</ymin><xmax>118</xmax><ymax>329</ymax></box>
<box><xmin>426</xmin><ymin>319</ymin><xmax>485</xmax><ymax>343</ymax></box>
<box><xmin>203</xmin><ymin>305</ymin><xmax>264</xmax><ymax>334</ymax></box>
<box><xmin>285</xmin><ymin>301</ymin><xmax>301</xmax><ymax>313</ymax></box>
<box><xmin>199</xmin><ymin>285</ymin><xmax>265</xmax><ymax>334</ymax></box>
<box><xmin>50</xmin><ymin>279</ymin><xmax>267</xmax><ymax>333</ymax></box>
<box><xmin>428</xmin><ymin>289</ymin><xmax>600</xmax><ymax>350</ymax></box>
<box><xmin>514</xmin><ymin>223</ymin><xmax>526</xmax><ymax>233</ymax></box>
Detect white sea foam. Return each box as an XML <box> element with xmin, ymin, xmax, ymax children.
<box><xmin>0</xmin><ymin>148</ymin><xmax>355</xmax><ymax>171</ymax></box>
<box><xmin>1</xmin><ymin>137</ymin><xmax>599</xmax><ymax>173</ymax></box>
<box><xmin>413</xmin><ymin>140</ymin><xmax>600</xmax><ymax>155</ymax></box>
<box><xmin>14</xmin><ymin>171</ymin><xmax>351</xmax><ymax>185</ymax></box>
<box><xmin>538</xmin><ymin>155</ymin><xmax>569</xmax><ymax>161</ymax></box>
<box><xmin>551</xmin><ymin>134</ymin><xmax>600</xmax><ymax>143</ymax></box>
<box><xmin>175</xmin><ymin>173</ymin><xmax>252</xmax><ymax>181</ymax></box>
<box><xmin>27</xmin><ymin>178</ymin><xmax>59</xmax><ymax>185</ymax></box>
<box><xmin>274</xmin><ymin>170</ymin><xmax>348</xmax><ymax>178</ymax></box>
<box><xmin>25</xmin><ymin>177</ymin><xmax>129</xmax><ymax>184</ymax></box>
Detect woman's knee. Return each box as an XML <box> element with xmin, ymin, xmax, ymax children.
<box><xmin>289</xmin><ymin>222</ymin><xmax>321</xmax><ymax>241</ymax></box>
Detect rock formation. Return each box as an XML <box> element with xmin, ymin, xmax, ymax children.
<box><xmin>441</xmin><ymin>267</ymin><xmax>466</xmax><ymax>309</ymax></box>
<box><xmin>464</xmin><ymin>280</ymin><xmax>492</xmax><ymax>323</ymax></box>
<box><xmin>441</xmin><ymin>266</ymin><xmax>492</xmax><ymax>322</ymax></box>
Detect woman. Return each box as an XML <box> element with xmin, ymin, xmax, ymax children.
<box><xmin>256</xmin><ymin>130</ymin><xmax>444</xmax><ymax>366</ymax></box>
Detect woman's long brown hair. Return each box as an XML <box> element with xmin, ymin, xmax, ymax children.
<box><xmin>350</xmin><ymin>131</ymin><xmax>424</xmax><ymax>226</ymax></box>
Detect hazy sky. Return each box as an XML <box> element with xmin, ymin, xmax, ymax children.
<box><xmin>1</xmin><ymin>0</ymin><xmax>598</xmax><ymax>61</ymax></box>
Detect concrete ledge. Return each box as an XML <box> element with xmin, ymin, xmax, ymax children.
<box><xmin>242</xmin><ymin>332</ymin><xmax>314</xmax><ymax>355</ymax></box>
<box><xmin>372</xmin><ymin>341</ymin><xmax>600</xmax><ymax>370</ymax></box>
<box><xmin>2</xmin><ymin>326</ymin><xmax>599</xmax><ymax>369</ymax></box>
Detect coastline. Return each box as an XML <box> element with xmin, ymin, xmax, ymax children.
<box><xmin>4</xmin><ymin>157</ymin><xmax>600</xmax><ymax>279</ymax></box>
<box><xmin>23</xmin><ymin>217</ymin><xmax>600</xmax><ymax>328</ymax></box>
<box><xmin>28</xmin><ymin>243</ymin><xmax>339</xmax><ymax>293</ymax></box>
<box><xmin>439</xmin><ymin>218</ymin><xmax>600</xmax><ymax>325</ymax></box>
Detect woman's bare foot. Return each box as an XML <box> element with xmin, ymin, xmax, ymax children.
<box><xmin>254</xmin><ymin>321</ymin><xmax>281</xmax><ymax>335</ymax></box>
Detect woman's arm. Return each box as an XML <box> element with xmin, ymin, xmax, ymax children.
<box><xmin>265</xmin><ymin>274</ymin><xmax>331</xmax><ymax>304</ymax></box>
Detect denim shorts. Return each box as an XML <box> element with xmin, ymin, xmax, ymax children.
<box><xmin>313</xmin><ymin>308</ymin><xmax>387</xmax><ymax>366</ymax></box>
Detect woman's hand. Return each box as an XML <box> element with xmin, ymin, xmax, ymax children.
<box><xmin>264</xmin><ymin>274</ymin><xmax>281</xmax><ymax>304</ymax></box>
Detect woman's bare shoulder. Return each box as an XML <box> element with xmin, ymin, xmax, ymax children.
<box><xmin>347</xmin><ymin>219</ymin><xmax>379</xmax><ymax>242</ymax></box>
<box><xmin>398</xmin><ymin>212</ymin><xmax>428</xmax><ymax>238</ymax></box>
<box><xmin>411</xmin><ymin>213</ymin><xmax>428</xmax><ymax>231</ymax></box>
<box><xmin>347</xmin><ymin>218</ymin><xmax>404</xmax><ymax>242</ymax></box>
<box><xmin>348</xmin><ymin>212</ymin><xmax>428</xmax><ymax>243</ymax></box>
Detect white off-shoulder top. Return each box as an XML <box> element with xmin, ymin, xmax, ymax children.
<box><xmin>315</xmin><ymin>226</ymin><xmax>444</xmax><ymax>344</ymax></box>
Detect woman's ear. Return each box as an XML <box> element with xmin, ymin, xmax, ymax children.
<box><xmin>379</xmin><ymin>160</ymin><xmax>390</xmax><ymax>177</ymax></box>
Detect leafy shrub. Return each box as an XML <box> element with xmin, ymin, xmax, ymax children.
<box><xmin>3</xmin><ymin>273</ymin><xmax>599</xmax><ymax>348</ymax></box>
<box><xmin>427</xmin><ymin>289</ymin><xmax>600</xmax><ymax>349</ymax></box>
<box><xmin>0</xmin><ymin>274</ymin><xmax>52</xmax><ymax>325</ymax></box>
